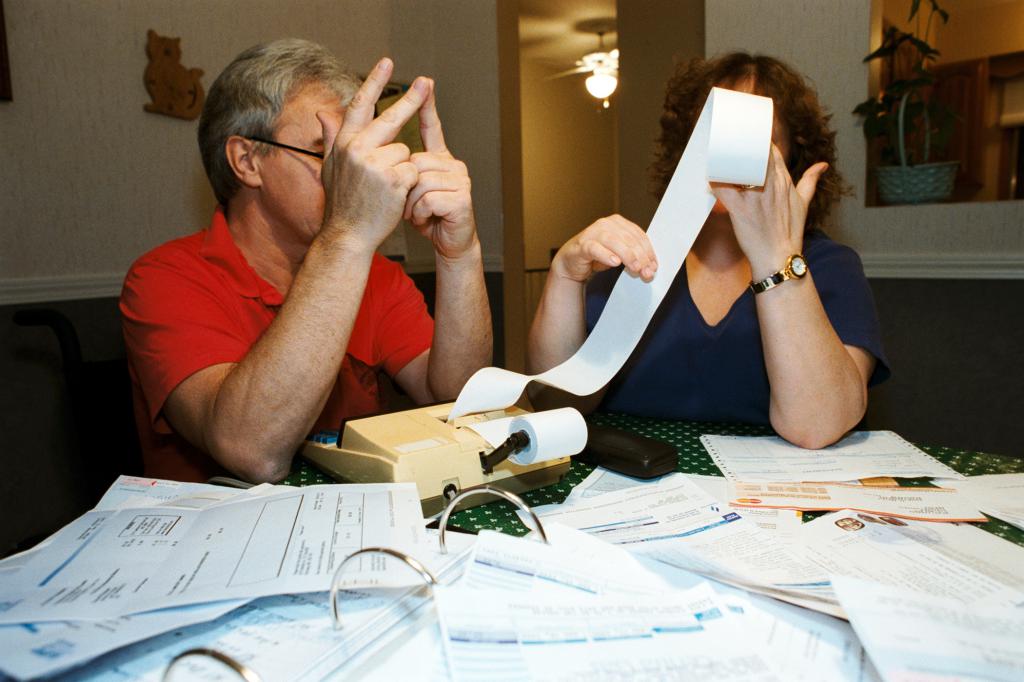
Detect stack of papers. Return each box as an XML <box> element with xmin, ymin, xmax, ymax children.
<box><xmin>528</xmin><ymin>473</ymin><xmax>839</xmax><ymax>613</ymax></box>
<box><xmin>834</xmin><ymin>576</ymin><xmax>1024</xmax><ymax>682</ymax></box>
<box><xmin>933</xmin><ymin>473</ymin><xmax>1024</xmax><ymax>530</ymax></box>
<box><xmin>0</xmin><ymin>477</ymin><xmax>447</xmax><ymax>680</ymax></box>
<box><xmin>536</xmin><ymin>433</ymin><xmax>1024</xmax><ymax>619</ymax></box>
<box><xmin>729</xmin><ymin>481</ymin><xmax>987</xmax><ymax>522</ymax></box>
<box><xmin>700</xmin><ymin>431</ymin><xmax>985</xmax><ymax>521</ymax></box>
<box><xmin>700</xmin><ymin>431</ymin><xmax>964</xmax><ymax>482</ymax></box>
<box><xmin>432</xmin><ymin>524</ymin><xmax>875</xmax><ymax>681</ymax></box>
<box><xmin>4</xmin><ymin>427</ymin><xmax>1023</xmax><ymax>680</ymax></box>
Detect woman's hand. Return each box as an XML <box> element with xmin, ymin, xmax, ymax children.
<box><xmin>711</xmin><ymin>145</ymin><xmax>827</xmax><ymax>280</ymax></box>
<box><xmin>550</xmin><ymin>214</ymin><xmax>658</xmax><ymax>284</ymax></box>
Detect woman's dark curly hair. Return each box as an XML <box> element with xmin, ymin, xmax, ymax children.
<box><xmin>651</xmin><ymin>52</ymin><xmax>847</xmax><ymax>232</ymax></box>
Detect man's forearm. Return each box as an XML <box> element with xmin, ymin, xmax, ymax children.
<box><xmin>201</xmin><ymin>235</ymin><xmax>376</xmax><ymax>480</ymax></box>
<box><xmin>427</xmin><ymin>240</ymin><xmax>492</xmax><ymax>399</ymax></box>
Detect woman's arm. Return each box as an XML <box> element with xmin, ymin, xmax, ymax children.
<box><xmin>714</xmin><ymin>146</ymin><xmax>872</xmax><ymax>448</ymax></box>
<box><xmin>526</xmin><ymin>215</ymin><xmax>656</xmax><ymax>412</ymax></box>
<box><xmin>754</xmin><ymin>272</ymin><xmax>876</xmax><ymax>448</ymax></box>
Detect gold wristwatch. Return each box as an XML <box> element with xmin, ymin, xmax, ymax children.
<box><xmin>750</xmin><ymin>254</ymin><xmax>808</xmax><ymax>294</ymax></box>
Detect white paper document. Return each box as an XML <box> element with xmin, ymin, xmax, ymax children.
<box><xmin>344</xmin><ymin>620</ymin><xmax>451</xmax><ymax>682</ymax></box>
<box><xmin>632</xmin><ymin>559</ymin><xmax>879</xmax><ymax>682</ymax></box>
<box><xmin>702</xmin><ymin>431</ymin><xmax>963</xmax><ymax>482</ymax></box>
<box><xmin>563</xmin><ymin>467</ymin><xmax>674</xmax><ymax>502</ymax></box>
<box><xmin>0</xmin><ymin>599</ymin><xmax>247</xmax><ymax>680</ymax></box>
<box><xmin>685</xmin><ymin>473</ymin><xmax>805</xmax><ymax>544</ymax></box>
<box><xmin>833</xmin><ymin>576</ymin><xmax>1024</xmax><ymax>682</ymax></box>
<box><xmin>447</xmin><ymin>87</ymin><xmax>774</xmax><ymax>420</ymax></box>
<box><xmin>92</xmin><ymin>475</ymin><xmax>254</xmax><ymax>511</ymax></box>
<box><xmin>51</xmin><ymin>530</ymin><xmax>474</xmax><ymax>682</ymax></box>
<box><xmin>529</xmin><ymin>474</ymin><xmax>836</xmax><ymax>613</ymax></box>
<box><xmin>0</xmin><ymin>483</ymin><xmax>426</xmax><ymax>624</ymax></box>
<box><xmin>436</xmin><ymin>584</ymin><xmax>783</xmax><ymax>682</ymax></box>
<box><xmin>565</xmin><ymin>470</ymin><xmax>805</xmax><ymax>544</ymax></box>
<box><xmin>720</xmin><ymin>589</ymin><xmax>881</xmax><ymax>682</ymax></box>
<box><xmin>881</xmin><ymin>516</ymin><xmax>1024</xmax><ymax>596</ymax></box>
<box><xmin>729</xmin><ymin>481</ymin><xmax>986</xmax><ymax>522</ymax></box>
<box><xmin>934</xmin><ymin>473</ymin><xmax>1024</xmax><ymax>530</ymax></box>
<box><xmin>800</xmin><ymin>511</ymin><xmax>1024</xmax><ymax>608</ymax></box>
<box><xmin>461</xmin><ymin>524</ymin><xmax>667</xmax><ymax>597</ymax></box>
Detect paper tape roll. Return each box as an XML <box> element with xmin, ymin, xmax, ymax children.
<box><xmin>449</xmin><ymin>87</ymin><xmax>773</xmax><ymax>421</ymax></box>
<box><xmin>507</xmin><ymin>408</ymin><xmax>588</xmax><ymax>466</ymax></box>
<box><xmin>465</xmin><ymin>407</ymin><xmax>588</xmax><ymax>466</ymax></box>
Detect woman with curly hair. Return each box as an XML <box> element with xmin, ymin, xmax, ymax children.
<box><xmin>528</xmin><ymin>52</ymin><xmax>889</xmax><ymax>448</ymax></box>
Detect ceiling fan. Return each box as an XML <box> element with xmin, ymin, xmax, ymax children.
<box><xmin>549</xmin><ymin>29</ymin><xmax>619</xmax><ymax>107</ymax></box>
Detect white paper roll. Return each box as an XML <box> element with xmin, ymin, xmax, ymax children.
<box><xmin>449</xmin><ymin>87</ymin><xmax>774</xmax><ymax>421</ymax></box>
<box><xmin>508</xmin><ymin>408</ymin><xmax>588</xmax><ymax>466</ymax></box>
<box><xmin>465</xmin><ymin>407</ymin><xmax>588</xmax><ymax>466</ymax></box>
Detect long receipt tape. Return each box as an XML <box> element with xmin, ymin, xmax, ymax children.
<box><xmin>449</xmin><ymin>88</ymin><xmax>773</xmax><ymax>429</ymax></box>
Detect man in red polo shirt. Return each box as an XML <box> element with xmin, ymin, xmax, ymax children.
<box><xmin>121</xmin><ymin>40</ymin><xmax>491</xmax><ymax>483</ymax></box>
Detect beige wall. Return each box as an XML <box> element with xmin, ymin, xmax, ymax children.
<box><xmin>707</xmin><ymin>0</ymin><xmax>1024</xmax><ymax>277</ymax></box>
<box><xmin>877</xmin><ymin>0</ymin><xmax>1024</xmax><ymax>64</ymax></box>
<box><xmin>392</xmin><ymin>0</ymin><xmax>504</xmax><ymax>272</ymax></box>
<box><xmin>937</xmin><ymin>0</ymin><xmax>1024</xmax><ymax>64</ymax></box>
<box><xmin>520</xmin><ymin>57</ymin><xmax>617</xmax><ymax>270</ymax></box>
<box><xmin>0</xmin><ymin>0</ymin><xmax>505</xmax><ymax>302</ymax></box>
<box><xmin>616</xmin><ymin>0</ymin><xmax>705</xmax><ymax>228</ymax></box>
<box><xmin>882</xmin><ymin>0</ymin><xmax>1024</xmax><ymax>66</ymax></box>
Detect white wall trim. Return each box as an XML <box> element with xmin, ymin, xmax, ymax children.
<box><xmin>0</xmin><ymin>273</ymin><xmax>126</xmax><ymax>306</ymax></box>
<box><xmin>861</xmin><ymin>253</ymin><xmax>1024</xmax><ymax>279</ymax></box>
<box><xmin>0</xmin><ymin>254</ymin><xmax>509</xmax><ymax>306</ymax></box>
<box><xmin>1</xmin><ymin>253</ymin><xmax>1015</xmax><ymax>305</ymax></box>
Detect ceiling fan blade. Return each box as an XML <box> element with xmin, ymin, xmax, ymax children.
<box><xmin>543</xmin><ymin>65</ymin><xmax>592</xmax><ymax>81</ymax></box>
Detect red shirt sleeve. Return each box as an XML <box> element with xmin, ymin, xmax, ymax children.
<box><xmin>369</xmin><ymin>255</ymin><xmax>435</xmax><ymax>377</ymax></box>
<box><xmin>121</xmin><ymin>246</ymin><xmax>258</xmax><ymax>432</ymax></box>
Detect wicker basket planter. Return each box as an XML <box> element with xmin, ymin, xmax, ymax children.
<box><xmin>875</xmin><ymin>160</ymin><xmax>959</xmax><ymax>205</ymax></box>
<box><xmin>871</xmin><ymin>90</ymin><xmax>959</xmax><ymax>205</ymax></box>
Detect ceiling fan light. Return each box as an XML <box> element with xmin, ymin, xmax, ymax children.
<box><xmin>585</xmin><ymin>72</ymin><xmax>617</xmax><ymax>99</ymax></box>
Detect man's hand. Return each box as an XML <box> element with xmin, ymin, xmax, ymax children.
<box><xmin>550</xmin><ymin>214</ymin><xmax>658</xmax><ymax>284</ymax></box>
<box><xmin>317</xmin><ymin>58</ymin><xmax>430</xmax><ymax>253</ymax></box>
<box><xmin>712</xmin><ymin>145</ymin><xmax>827</xmax><ymax>280</ymax></box>
<box><xmin>403</xmin><ymin>85</ymin><xmax>479</xmax><ymax>262</ymax></box>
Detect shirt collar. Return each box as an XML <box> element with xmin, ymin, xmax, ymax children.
<box><xmin>198</xmin><ymin>207</ymin><xmax>285</xmax><ymax>307</ymax></box>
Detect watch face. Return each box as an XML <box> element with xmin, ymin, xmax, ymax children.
<box><xmin>790</xmin><ymin>255</ymin><xmax>808</xmax><ymax>277</ymax></box>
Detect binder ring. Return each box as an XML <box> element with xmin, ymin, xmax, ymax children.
<box><xmin>162</xmin><ymin>647</ymin><xmax>262</xmax><ymax>682</ymax></box>
<box><xmin>438</xmin><ymin>485</ymin><xmax>549</xmax><ymax>554</ymax></box>
<box><xmin>330</xmin><ymin>547</ymin><xmax>438</xmax><ymax>630</ymax></box>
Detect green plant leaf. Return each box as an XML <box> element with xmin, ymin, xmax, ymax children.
<box><xmin>907</xmin><ymin>35</ymin><xmax>940</xmax><ymax>59</ymax></box>
<box><xmin>909</xmin><ymin>0</ymin><xmax>922</xmax><ymax>21</ymax></box>
<box><xmin>928</xmin><ymin>0</ymin><xmax>949</xmax><ymax>23</ymax></box>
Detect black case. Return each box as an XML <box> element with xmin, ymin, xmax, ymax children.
<box><xmin>578</xmin><ymin>424</ymin><xmax>678</xmax><ymax>479</ymax></box>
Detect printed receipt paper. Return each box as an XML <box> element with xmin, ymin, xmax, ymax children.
<box><xmin>448</xmin><ymin>88</ymin><xmax>773</xmax><ymax>420</ymax></box>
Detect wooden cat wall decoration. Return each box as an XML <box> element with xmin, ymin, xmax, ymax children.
<box><xmin>143</xmin><ymin>29</ymin><xmax>204</xmax><ymax>120</ymax></box>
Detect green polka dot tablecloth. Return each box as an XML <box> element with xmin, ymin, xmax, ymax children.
<box><xmin>286</xmin><ymin>414</ymin><xmax>1024</xmax><ymax>547</ymax></box>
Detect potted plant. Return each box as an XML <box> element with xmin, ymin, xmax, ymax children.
<box><xmin>853</xmin><ymin>0</ymin><xmax>958</xmax><ymax>205</ymax></box>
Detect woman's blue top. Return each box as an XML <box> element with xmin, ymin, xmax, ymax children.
<box><xmin>585</xmin><ymin>230</ymin><xmax>890</xmax><ymax>424</ymax></box>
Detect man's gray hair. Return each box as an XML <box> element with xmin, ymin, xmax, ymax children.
<box><xmin>198</xmin><ymin>38</ymin><xmax>361</xmax><ymax>206</ymax></box>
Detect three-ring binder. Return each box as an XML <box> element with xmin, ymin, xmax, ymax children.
<box><xmin>437</xmin><ymin>485</ymin><xmax>549</xmax><ymax>553</ymax></box>
<box><xmin>163</xmin><ymin>647</ymin><xmax>262</xmax><ymax>682</ymax></box>
<box><xmin>329</xmin><ymin>547</ymin><xmax>438</xmax><ymax>630</ymax></box>
<box><xmin>162</xmin><ymin>485</ymin><xmax>549</xmax><ymax>680</ymax></box>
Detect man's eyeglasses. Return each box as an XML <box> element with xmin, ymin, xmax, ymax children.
<box><xmin>248</xmin><ymin>136</ymin><xmax>324</xmax><ymax>160</ymax></box>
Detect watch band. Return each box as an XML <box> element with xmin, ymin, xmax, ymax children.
<box><xmin>750</xmin><ymin>271</ymin><xmax>788</xmax><ymax>294</ymax></box>
<box><xmin>750</xmin><ymin>254</ymin><xmax>807</xmax><ymax>295</ymax></box>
